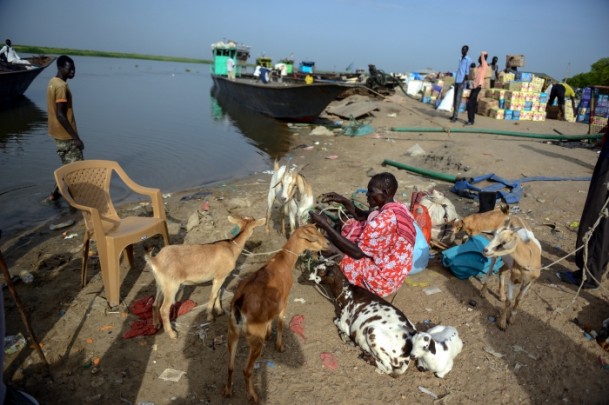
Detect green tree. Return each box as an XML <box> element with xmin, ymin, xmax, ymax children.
<box><xmin>567</xmin><ymin>57</ymin><xmax>609</xmax><ymax>88</ymax></box>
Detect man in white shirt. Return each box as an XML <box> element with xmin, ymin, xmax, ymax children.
<box><xmin>0</xmin><ymin>39</ymin><xmax>31</xmax><ymax>66</ymax></box>
<box><xmin>226</xmin><ymin>57</ymin><xmax>235</xmax><ymax>80</ymax></box>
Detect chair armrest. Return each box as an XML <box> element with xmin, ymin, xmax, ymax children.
<box><xmin>113</xmin><ymin>166</ymin><xmax>167</xmax><ymax>221</ymax></box>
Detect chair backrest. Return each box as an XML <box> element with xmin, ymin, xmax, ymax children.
<box><xmin>54</xmin><ymin>160</ymin><xmax>123</xmax><ymax>234</ymax></box>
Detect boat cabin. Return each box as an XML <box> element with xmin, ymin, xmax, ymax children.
<box><xmin>278</xmin><ymin>58</ymin><xmax>294</xmax><ymax>74</ymax></box>
<box><xmin>211</xmin><ymin>40</ymin><xmax>250</xmax><ymax>77</ymax></box>
<box><xmin>256</xmin><ymin>56</ymin><xmax>272</xmax><ymax>69</ymax></box>
<box><xmin>299</xmin><ymin>61</ymin><xmax>315</xmax><ymax>74</ymax></box>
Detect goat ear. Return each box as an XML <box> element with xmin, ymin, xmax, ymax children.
<box><xmin>227</xmin><ymin>215</ymin><xmax>237</xmax><ymax>224</ymax></box>
<box><xmin>255</xmin><ymin>218</ymin><xmax>267</xmax><ymax>227</ymax></box>
<box><xmin>428</xmin><ymin>338</ymin><xmax>436</xmax><ymax>355</ymax></box>
<box><xmin>274</xmin><ymin>160</ymin><xmax>280</xmax><ymax>171</ymax></box>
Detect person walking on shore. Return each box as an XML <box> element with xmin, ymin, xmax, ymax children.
<box><xmin>450</xmin><ymin>45</ymin><xmax>471</xmax><ymax>123</ymax></box>
<box><xmin>465</xmin><ymin>51</ymin><xmax>488</xmax><ymax>126</ymax></box>
<box><xmin>490</xmin><ymin>56</ymin><xmax>499</xmax><ymax>88</ymax></box>
<box><xmin>45</xmin><ymin>55</ymin><xmax>84</xmax><ymax>203</ymax></box>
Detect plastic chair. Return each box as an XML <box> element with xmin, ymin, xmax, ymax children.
<box><xmin>54</xmin><ymin>160</ymin><xmax>170</xmax><ymax>307</ymax></box>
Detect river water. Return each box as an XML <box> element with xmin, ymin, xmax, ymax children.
<box><xmin>0</xmin><ymin>56</ymin><xmax>296</xmax><ymax>237</ymax></box>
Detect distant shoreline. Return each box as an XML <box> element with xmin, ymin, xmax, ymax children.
<box><xmin>15</xmin><ymin>45</ymin><xmax>211</xmax><ymax>65</ymax></box>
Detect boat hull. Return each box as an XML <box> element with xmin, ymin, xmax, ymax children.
<box><xmin>211</xmin><ymin>74</ymin><xmax>349</xmax><ymax>122</ymax></box>
<box><xmin>0</xmin><ymin>56</ymin><xmax>55</xmax><ymax>101</ymax></box>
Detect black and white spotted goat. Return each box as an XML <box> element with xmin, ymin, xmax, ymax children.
<box><xmin>307</xmin><ymin>261</ymin><xmax>417</xmax><ymax>377</ymax></box>
<box><xmin>409</xmin><ymin>325</ymin><xmax>463</xmax><ymax>378</ymax></box>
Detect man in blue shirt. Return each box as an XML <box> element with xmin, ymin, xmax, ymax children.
<box><xmin>450</xmin><ymin>45</ymin><xmax>471</xmax><ymax>122</ymax></box>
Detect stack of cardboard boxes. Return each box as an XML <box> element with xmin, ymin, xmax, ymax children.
<box><xmin>478</xmin><ymin>71</ymin><xmax>549</xmax><ymax>122</ymax></box>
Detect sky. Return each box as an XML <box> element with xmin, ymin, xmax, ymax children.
<box><xmin>1</xmin><ymin>0</ymin><xmax>608</xmax><ymax>80</ymax></box>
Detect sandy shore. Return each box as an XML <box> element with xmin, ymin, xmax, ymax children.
<box><xmin>2</xmin><ymin>92</ymin><xmax>609</xmax><ymax>404</ymax></box>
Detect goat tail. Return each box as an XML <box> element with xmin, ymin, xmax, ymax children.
<box><xmin>499</xmin><ymin>203</ymin><xmax>510</xmax><ymax>215</ymax></box>
<box><xmin>232</xmin><ymin>295</ymin><xmax>245</xmax><ymax>326</ymax></box>
<box><xmin>143</xmin><ymin>246</ymin><xmax>157</xmax><ymax>264</ymax></box>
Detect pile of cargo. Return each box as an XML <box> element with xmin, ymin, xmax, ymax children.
<box><xmin>576</xmin><ymin>88</ymin><xmax>609</xmax><ymax>133</ymax></box>
<box><xmin>476</xmin><ymin>71</ymin><xmax>550</xmax><ymax>122</ymax></box>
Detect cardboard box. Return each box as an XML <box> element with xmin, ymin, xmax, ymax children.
<box><xmin>506</xmin><ymin>54</ymin><xmax>525</xmax><ymax>68</ymax></box>
<box><xmin>478</xmin><ymin>98</ymin><xmax>498</xmax><ymax>116</ymax></box>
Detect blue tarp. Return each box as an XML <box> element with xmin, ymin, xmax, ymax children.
<box><xmin>451</xmin><ymin>173</ymin><xmax>591</xmax><ymax>204</ymax></box>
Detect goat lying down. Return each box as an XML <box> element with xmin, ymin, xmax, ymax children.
<box><xmin>481</xmin><ymin>217</ymin><xmax>542</xmax><ymax>330</ymax></box>
<box><xmin>308</xmin><ymin>261</ymin><xmax>417</xmax><ymax>377</ymax></box>
<box><xmin>265</xmin><ymin>161</ymin><xmax>314</xmax><ymax>237</ymax></box>
<box><xmin>451</xmin><ymin>204</ymin><xmax>509</xmax><ymax>240</ymax></box>
<box><xmin>145</xmin><ymin>215</ymin><xmax>265</xmax><ymax>339</ymax></box>
<box><xmin>409</xmin><ymin>325</ymin><xmax>463</xmax><ymax>378</ymax></box>
<box><xmin>224</xmin><ymin>224</ymin><xmax>328</xmax><ymax>404</ymax></box>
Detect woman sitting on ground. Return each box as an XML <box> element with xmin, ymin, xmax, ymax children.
<box><xmin>309</xmin><ymin>172</ymin><xmax>417</xmax><ymax>298</ymax></box>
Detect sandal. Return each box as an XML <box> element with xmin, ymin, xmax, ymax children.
<box><xmin>556</xmin><ymin>271</ymin><xmax>599</xmax><ymax>290</ymax></box>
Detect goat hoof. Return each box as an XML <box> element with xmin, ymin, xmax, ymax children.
<box><xmin>223</xmin><ymin>386</ymin><xmax>232</xmax><ymax>398</ymax></box>
<box><xmin>498</xmin><ymin>320</ymin><xmax>507</xmax><ymax>331</ymax></box>
<box><xmin>275</xmin><ymin>344</ymin><xmax>285</xmax><ymax>353</ymax></box>
<box><xmin>167</xmin><ymin>330</ymin><xmax>178</xmax><ymax>339</ymax></box>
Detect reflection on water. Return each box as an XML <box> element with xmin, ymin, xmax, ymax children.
<box><xmin>210</xmin><ymin>86</ymin><xmax>294</xmax><ymax>158</ymax></box>
<box><xmin>0</xmin><ymin>57</ymin><xmax>299</xmax><ymax>237</ymax></box>
<box><xmin>0</xmin><ymin>97</ymin><xmax>47</xmax><ymax>148</ymax></box>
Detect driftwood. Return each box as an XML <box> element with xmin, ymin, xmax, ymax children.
<box><xmin>0</xmin><ymin>249</ymin><xmax>51</xmax><ymax>375</ymax></box>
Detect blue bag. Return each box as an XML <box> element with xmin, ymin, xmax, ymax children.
<box><xmin>441</xmin><ymin>235</ymin><xmax>503</xmax><ymax>280</ymax></box>
<box><xmin>410</xmin><ymin>222</ymin><xmax>430</xmax><ymax>275</ymax></box>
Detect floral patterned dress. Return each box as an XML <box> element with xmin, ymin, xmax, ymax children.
<box><xmin>340</xmin><ymin>206</ymin><xmax>414</xmax><ymax>297</ymax></box>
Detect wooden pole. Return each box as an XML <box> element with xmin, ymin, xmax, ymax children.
<box><xmin>0</xmin><ymin>249</ymin><xmax>51</xmax><ymax>374</ymax></box>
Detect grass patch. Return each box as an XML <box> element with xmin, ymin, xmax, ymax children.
<box><xmin>14</xmin><ymin>45</ymin><xmax>212</xmax><ymax>65</ymax></box>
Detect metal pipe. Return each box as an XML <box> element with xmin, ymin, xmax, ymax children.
<box><xmin>390</xmin><ymin>127</ymin><xmax>603</xmax><ymax>141</ymax></box>
<box><xmin>382</xmin><ymin>159</ymin><xmax>458</xmax><ymax>183</ymax></box>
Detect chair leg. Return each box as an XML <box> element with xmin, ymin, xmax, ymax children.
<box><xmin>97</xmin><ymin>243</ymin><xmax>121</xmax><ymax>307</ymax></box>
<box><xmin>81</xmin><ymin>236</ymin><xmax>90</xmax><ymax>287</ymax></box>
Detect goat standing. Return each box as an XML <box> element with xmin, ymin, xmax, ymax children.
<box><xmin>265</xmin><ymin>161</ymin><xmax>314</xmax><ymax>237</ymax></box>
<box><xmin>307</xmin><ymin>262</ymin><xmax>417</xmax><ymax>377</ymax></box>
<box><xmin>481</xmin><ymin>217</ymin><xmax>542</xmax><ymax>330</ymax></box>
<box><xmin>224</xmin><ymin>224</ymin><xmax>328</xmax><ymax>403</ymax></box>
<box><xmin>145</xmin><ymin>215</ymin><xmax>265</xmax><ymax>339</ymax></box>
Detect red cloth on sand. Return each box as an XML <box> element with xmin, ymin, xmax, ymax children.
<box><xmin>122</xmin><ymin>295</ymin><xmax>197</xmax><ymax>339</ymax></box>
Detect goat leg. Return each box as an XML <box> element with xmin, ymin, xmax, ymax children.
<box><xmin>224</xmin><ymin>319</ymin><xmax>240</xmax><ymax>398</ymax></box>
<box><xmin>275</xmin><ymin>313</ymin><xmax>285</xmax><ymax>352</ymax></box>
<box><xmin>244</xmin><ymin>334</ymin><xmax>265</xmax><ymax>404</ymax></box>
<box><xmin>480</xmin><ymin>256</ymin><xmax>497</xmax><ymax>298</ymax></box>
<box><xmin>498</xmin><ymin>299</ymin><xmax>511</xmax><ymax>331</ymax></box>
<box><xmin>206</xmin><ymin>278</ymin><xmax>223</xmax><ymax>321</ymax></box>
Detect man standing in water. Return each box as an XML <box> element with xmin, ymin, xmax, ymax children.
<box><xmin>450</xmin><ymin>45</ymin><xmax>471</xmax><ymax>123</ymax></box>
<box><xmin>46</xmin><ymin>55</ymin><xmax>84</xmax><ymax>203</ymax></box>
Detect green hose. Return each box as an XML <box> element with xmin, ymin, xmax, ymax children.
<box><xmin>383</xmin><ymin>159</ymin><xmax>458</xmax><ymax>183</ymax></box>
<box><xmin>390</xmin><ymin>127</ymin><xmax>603</xmax><ymax>141</ymax></box>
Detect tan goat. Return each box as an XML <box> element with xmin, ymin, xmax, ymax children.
<box><xmin>145</xmin><ymin>215</ymin><xmax>265</xmax><ymax>339</ymax></box>
<box><xmin>224</xmin><ymin>224</ymin><xmax>328</xmax><ymax>403</ymax></box>
<box><xmin>481</xmin><ymin>217</ymin><xmax>542</xmax><ymax>330</ymax></box>
<box><xmin>451</xmin><ymin>204</ymin><xmax>509</xmax><ymax>240</ymax></box>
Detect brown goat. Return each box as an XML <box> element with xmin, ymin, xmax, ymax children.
<box><xmin>145</xmin><ymin>215</ymin><xmax>265</xmax><ymax>339</ymax></box>
<box><xmin>481</xmin><ymin>217</ymin><xmax>542</xmax><ymax>330</ymax></box>
<box><xmin>224</xmin><ymin>224</ymin><xmax>328</xmax><ymax>403</ymax></box>
<box><xmin>451</xmin><ymin>204</ymin><xmax>509</xmax><ymax>240</ymax></box>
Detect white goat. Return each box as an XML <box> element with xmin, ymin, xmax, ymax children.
<box><xmin>265</xmin><ymin>161</ymin><xmax>314</xmax><ymax>237</ymax></box>
<box><xmin>307</xmin><ymin>261</ymin><xmax>417</xmax><ymax>377</ymax></box>
<box><xmin>481</xmin><ymin>217</ymin><xmax>542</xmax><ymax>330</ymax></box>
<box><xmin>145</xmin><ymin>215</ymin><xmax>265</xmax><ymax>339</ymax></box>
<box><xmin>410</xmin><ymin>325</ymin><xmax>463</xmax><ymax>378</ymax></box>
